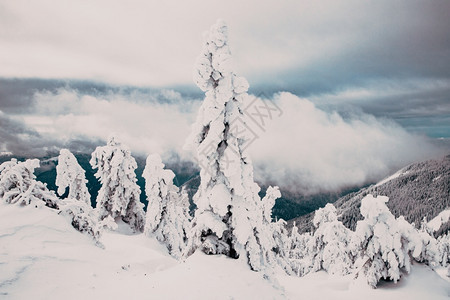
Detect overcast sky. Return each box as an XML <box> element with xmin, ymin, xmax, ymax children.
<box><xmin>1</xmin><ymin>1</ymin><xmax>449</xmax><ymax>86</ymax></box>
<box><xmin>0</xmin><ymin>0</ymin><xmax>449</xmax><ymax>193</ymax></box>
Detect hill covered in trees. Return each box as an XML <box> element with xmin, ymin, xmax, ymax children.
<box><xmin>291</xmin><ymin>154</ymin><xmax>450</xmax><ymax>235</ymax></box>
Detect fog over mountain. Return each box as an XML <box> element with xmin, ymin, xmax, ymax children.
<box><xmin>0</xmin><ymin>79</ymin><xmax>447</xmax><ymax>197</ymax></box>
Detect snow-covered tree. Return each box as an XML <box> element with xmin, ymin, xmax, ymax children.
<box><xmin>0</xmin><ymin>158</ymin><xmax>59</xmax><ymax>208</ymax></box>
<box><xmin>309</xmin><ymin>203</ymin><xmax>354</xmax><ymax>276</ymax></box>
<box><xmin>56</xmin><ymin>149</ymin><xmax>91</xmax><ymax>205</ymax></box>
<box><xmin>399</xmin><ymin>216</ymin><xmax>440</xmax><ymax>266</ymax></box>
<box><xmin>58</xmin><ymin>199</ymin><xmax>102</xmax><ymax>244</ymax></box>
<box><xmin>352</xmin><ymin>194</ymin><xmax>414</xmax><ymax>288</ymax></box>
<box><xmin>56</xmin><ymin>149</ymin><xmax>104</xmax><ymax>243</ymax></box>
<box><xmin>437</xmin><ymin>233</ymin><xmax>450</xmax><ymax>269</ymax></box>
<box><xmin>90</xmin><ymin>136</ymin><xmax>145</xmax><ymax>232</ymax></box>
<box><xmin>184</xmin><ymin>20</ymin><xmax>276</xmax><ymax>271</ymax></box>
<box><xmin>258</xmin><ymin>187</ymin><xmax>294</xmax><ymax>274</ymax></box>
<box><xmin>288</xmin><ymin>223</ymin><xmax>312</xmax><ymax>276</ymax></box>
<box><xmin>143</xmin><ymin>154</ymin><xmax>190</xmax><ymax>259</ymax></box>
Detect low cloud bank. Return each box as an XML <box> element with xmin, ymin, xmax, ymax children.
<box><xmin>248</xmin><ymin>92</ymin><xmax>444</xmax><ymax>194</ymax></box>
<box><xmin>2</xmin><ymin>88</ymin><xmax>445</xmax><ymax>195</ymax></box>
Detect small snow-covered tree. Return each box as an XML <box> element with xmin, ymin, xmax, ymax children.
<box><xmin>288</xmin><ymin>223</ymin><xmax>312</xmax><ymax>276</ymax></box>
<box><xmin>90</xmin><ymin>136</ymin><xmax>145</xmax><ymax>232</ymax></box>
<box><xmin>309</xmin><ymin>203</ymin><xmax>354</xmax><ymax>275</ymax></box>
<box><xmin>0</xmin><ymin>158</ymin><xmax>58</xmax><ymax>208</ymax></box>
<box><xmin>56</xmin><ymin>149</ymin><xmax>104</xmax><ymax>243</ymax></box>
<box><xmin>352</xmin><ymin>195</ymin><xmax>413</xmax><ymax>288</ymax></box>
<box><xmin>184</xmin><ymin>20</ymin><xmax>276</xmax><ymax>271</ymax></box>
<box><xmin>56</xmin><ymin>149</ymin><xmax>91</xmax><ymax>205</ymax></box>
<box><xmin>437</xmin><ymin>233</ymin><xmax>450</xmax><ymax>268</ymax></box>
<box><xmin>398</xmin><ymin>216</ymin><xmax>440</xmax><ymax>266</ymax></box>
<box><xmin>270</xmin><ymin>219</ymin><xmax>295</xmax><ymax>274</ymax></box>
<box><xmin>259</xmin><ymin>186</ymin><xmax>294</xmax><ymax>274</ymax></box>
<box><xmin>58</xmin><ymin>199</ymin><xmax>102</xmax><ymax>244</ymax></box>
<box><xmin>143</xmin><ymin>154</ymin><xmax>190</xmax><ymax>259</ymax></box>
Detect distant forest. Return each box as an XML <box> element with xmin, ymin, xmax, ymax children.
<box><xmin>292</xmin><ymin>155</ymin><xmax>450</xmax><ymax>237</ymax></box>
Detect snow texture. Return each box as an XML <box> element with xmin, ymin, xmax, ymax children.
<box><xmin>90</xmin><ymin>135</ymin><xmax>145</xmax><ymax>232</ymax></box>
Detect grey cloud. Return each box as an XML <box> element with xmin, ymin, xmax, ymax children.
<box><xmin>249</xmin><ymin>92</ymin><xmax>447</xmax><ymax>195</ymax></box>
<box><xmin>0</xmin><ymin>82</ymin><xmax>447</xmax><ymax>196</ymax></box>
<box><xmin>248</xmin><ymin>1</ymin><xmax>450</xmax><ymax>98</ymax></box>
<box><xmin>0</xmin><ymin>112</ymin><xmax>56</xmax><ymax>157</ymax></box>
<box><xmin>305</xmin><ymin>79</ymin><xmax>450</xmax><ymax>138</ymax></box>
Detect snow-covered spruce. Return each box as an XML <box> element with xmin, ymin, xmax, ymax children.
<box><xmin>287</xmin><ymin>223</ymin><xmax>312</xmax><ymax>276</ymax></box>
<box><xmin>56</xmin><ymin>149</ymin><xmax>91</xmax><ymax>204</ymax></box>
<box><xmin>143</xmin><ymin>154</ymin><xmax>190</xmax><ymax>259</ymax></box>
<box><xmin>308</xmin><ymin>203</ymin><xmax>354</xmax><ymax>276</ymax></box>
<box><xmin>90</xmin><ymin>136</ymin><xmax>145</xmax><ymax>232</ymax></box>
<box><xmin>261</xmin><ymin>186</ymin><xmax>294</xmax><ymax>274</ymax></box>
<box><xmin>400</xmin><ymin>216</ymin><xmax>440</xmax><ymax>266</ymax></box>
<box><xmin>0</xmin><ymin>158</ymin><xmax>59</xmax><ymax>208</ymax></box>
<box><xmin>55</xmin><ymin>149</ymin><xmax>102</xmax><ymax>243</ymax></box>
<box><xmin>351</xmin><ymin>194</ymin><xmax>438</xmax><ymax>288</ymax></box>
<box><xmin>437</xmin><ymin>233</ymin><xmax>450</xmax><ymax>270</ymax></box>
<box><xmin>184</xmin><ymin>20</ymin><xmax>279</xmax><ymax>272</ymax></box>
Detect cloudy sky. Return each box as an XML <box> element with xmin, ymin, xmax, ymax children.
<box><xmin>0</xmin><ymin>0</ymin><xmax>449</xmax><ymax>193</ymax></box>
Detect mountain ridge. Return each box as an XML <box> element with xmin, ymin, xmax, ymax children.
<box><xmin>290</xmin><ymin>154</ymin><xmax>450</xmax><ymax>236</ymax></box>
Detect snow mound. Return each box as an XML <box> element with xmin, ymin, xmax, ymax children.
<box><xmin>1</xmin><ymin>203</ymin><xmax>450</xmax><ymax>299</ymax></box>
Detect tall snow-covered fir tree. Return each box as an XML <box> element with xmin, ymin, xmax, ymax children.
<box><xmin>0</xmin><ymin>158</ymin><xmax>58</xmax><ymax>208</ymax></box>
<box><xmin>184</xmin><ymin>19</ymin><xmax>279</xmax><ymax>271</ymax></box>
<box><xmin>56</xmin><ymin>149</ymin><xmax>91</xmax><ymax>205</ymax></box>
<box><xmin>90</xmin><ymin>136</ymin><xmax>145</xmax><ymax>232</ymax></box>
<box><xmin>143</xmin><ymin>154</ymin><xmax>190</xmax><ymax>259</ymax></box>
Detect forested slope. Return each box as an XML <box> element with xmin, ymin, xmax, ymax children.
<box><xmin>291</xmin><ymin>155</ymin><xmax>450</xmax><ymax>235</ymax></box>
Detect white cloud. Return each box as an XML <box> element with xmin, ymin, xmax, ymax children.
<box><xmin>247</xmin><ymin>92</ymin><xmax>443</xmax><ymax>194</ymax></box>
<box><xmin>12</xmin><ymin>89</ymin><xmax>444</xmax><ymax>194</ymax></box>
<box><xmin>16</xmin><ymin>88</ymin><xmax>199</xmax><ymax>157</ymax></box>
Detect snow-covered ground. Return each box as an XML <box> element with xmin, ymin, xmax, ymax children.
<box><xmin>1</xmin><ymin>203</ymin><xmax>449</xmax><ymax>299</ymax></box>
<box><xmin>374</xmin><ymin>168</ymin><xmax>409</xmax><ymax>187</ymax></box>
<box><xmin>428</xmin><ymin>209</ymin><xmax>450</xmax><ymax>232</ymax></box>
